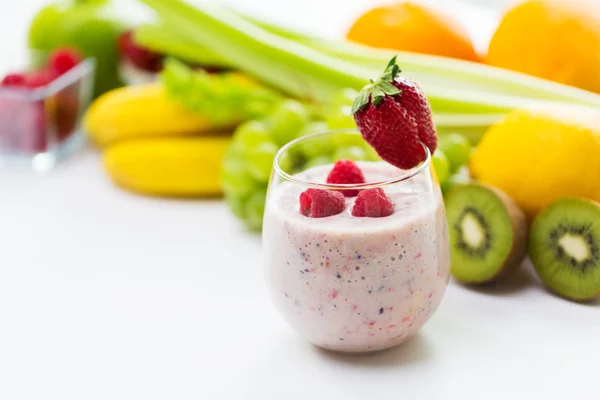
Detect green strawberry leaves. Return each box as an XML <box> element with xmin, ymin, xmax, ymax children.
<box><xmin>351</xmin><ymin>56</ymin><xmax>402</xmax><ymax>114</ymax></box>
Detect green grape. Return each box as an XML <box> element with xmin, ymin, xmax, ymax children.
<box><xmin>304</xmin><ymin>155</ymin><xmax>333</xmax><ymax>170</ymax></box>
<box><xmin>296</xmin><ymin>122</ymin><xmax>334</xmax><ymax>159</ymax></box>
<box><xmin>325</xmin><ymin>88</ymin><xmax>359</xmax><ymax>130</ymax></box>
<box><xmin>225</xmin><ymin>194</ymin><xmax>248</xmax><ymax>220</ymax></box>
<box><xmin>326</xmin><ymin>105</ymin><xmax>356</xmax><ymax>130</ymax></box>
<box><xmin>330</xmin><ymin>131</ymin><xmax>366</xmax><ymax>148</ymax></box>
<box><xmin>245</xmin><ymin>141</ymin><xmax>279</xmax><ymax>183</ymax></box>
<box><xmin>441</xmin><ymin>166</ymin><xmax>472</xmax><ymax>196</ymax></box>
<box><xmin>268</xmin><ymin>100</ymin><xmax>309</xmax><ymax>146</ymax></box>
<box><xmin>438</xmin><ymin>133</ymin><xmax>472</xmax><ymax>173</ymax></box>
<box><xmin>244</xmin><ymin>189</ymin><xmax>267</xmax><ymax>231</ymax></box>
<box><xmin>224</xmin><ymin>140</ymin><xmax>243</xmax><ymax>160</ymax></box>
<box><xmin>277</xmin><ymin>147</ymin><xmax>295</xmax><ymax>173</ymax></box>
<box><xmin>302</xmin><ymin>121</ymin><xmax>329</xmax><ymax>136</ymax></box>
<box><xmin>333</xmin><ymin>146</ymin><xmax>367</xmax><ymax>162</ymax></box>
<box><xmin>221</xmin><ymin>156</ymin><xmax>256</xmax><ymax>198</ymax></box>
<box><xmin>232</xmin><ymin>120</ymin><xmax>271</xmax><ymax>150</ymax></box>
<box><xmin>331</xmin><ymin>88</ymin><xmax>359</xmax><ymax>107</ymax></box>
<box><xmin>432</xmin><ymin>149</ymin><xmax>450</xmax><ymax>185</ymax></box>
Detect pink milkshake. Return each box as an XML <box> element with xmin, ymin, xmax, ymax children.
<box><xmin>263</xmin><ymin>159</ymin><xmax>450</xmax><ymax>353</ymax></box>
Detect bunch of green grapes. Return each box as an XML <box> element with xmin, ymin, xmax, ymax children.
<box><xmin>433</xmin><ymin>133</ymin><xmax>474</xmax><ymax>195</ymax></box>
<box><xmin>222</xmin><ymin>90</ymin><xmax>384</xmax><ymax>231</ymax></box>
<box><xmin>221</xmin><ymin>99</ymin><xmax>310</xmax><ymax>231</ymax></box>
<box><xmin>325</xmin><ymin>88</ymin><xmax>358</xmax><ymax>130</ymax></box>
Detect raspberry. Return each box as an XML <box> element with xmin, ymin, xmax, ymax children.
<box><xmin>49</xmin><ymin>48</ymin><xmax>83</xmax><ymax>75</ymax></box>
<box><xmin>299</xmin><ymin>188</ymin><xmax>345</xmax><ymax>218</ymax></box>
<box><xmin>326</xmin><ymin>160</ymin><xmax>366</xmax><ymax>197</ymax></box>
<box><xmin>1</xmin><ymin>73</ymin><xmax>26</xmax><ymax>87</ymax></box>
<box><xmin>351</xmin><ymin>188</ymin><xmax>394</xmax><ymax>218</ymax></box>
<box><xmin>25</xmin><ymin>68</ymin><xmax>58</xmax><ymax>88</ymax></box>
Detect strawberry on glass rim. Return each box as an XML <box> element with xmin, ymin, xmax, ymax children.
<box><xmin>352</xmin><ymin>56</ymin><xmax>437</xmax><ymax>170</ymax></box>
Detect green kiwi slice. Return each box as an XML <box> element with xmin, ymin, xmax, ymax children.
<box><xmin>529</xmin><ymin>198</ymin><xmax>600</xmax><ymax>301</ymax></box>
<box><xmin>445</xmin><ymin>184</ymin><xmax>528</xmax><ymax>284</ymax></box>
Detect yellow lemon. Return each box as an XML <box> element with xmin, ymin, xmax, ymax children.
<box><xmin>469</xmin><ymin>106</ymin><xmax>600</xmax><ymax>219</ymax></box>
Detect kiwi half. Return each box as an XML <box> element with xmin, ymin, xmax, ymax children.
<box><xmin>445</xmin><ymin>184</ymin><xmax>528</xmax><ymax>284</ymax></box>
<box><xmin>529</xmin><ymin>198</ymin><xmax>600</xmax><ymax>301</ymax></box>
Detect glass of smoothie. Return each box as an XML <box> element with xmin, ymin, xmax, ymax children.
<box><xmin>262</xmin><ymin>129</ymin><xmax>450</xmax><ymax>353</ymax></box>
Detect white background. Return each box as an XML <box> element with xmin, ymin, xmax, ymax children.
<box><xmin>0</xmin><ymin>1</ymin><xmax>599</xmax><ymax>399</ymax></box>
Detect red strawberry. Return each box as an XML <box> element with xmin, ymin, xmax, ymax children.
<box><xmin>326</xmin><ymin>160</ymin><xmax>365</xmax><ymax>197</ymax></box>
<box><xmin>299</xmin><ymin>188</ymin><xmax>345</xmax><ymax>218</ymax></box>
<box><xmin>1</xmin><ymin>73</ymin><xmax>26</xmax><ymax>87</ymax></box>
<box><xmin>49</xmin><ymin>48</ymin><xmax>83</xmax><ymax>76</ymax></box>
<box><xmin>352</xmin><ymin>57</ymin><xmax>437</xmax><ymax>169</ymax></box>
<box><xmin>352</xmin><ymin>188</ymin><xmax>394</xmax><ymax>218</ymax></box>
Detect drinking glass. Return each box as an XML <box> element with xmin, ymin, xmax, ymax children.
<box><xmin>262</xmin><ymin>129</ymin><xmax>450</xmax><ymax>353</ymax></box>
<box><xmin>0</xmin><ymin>56</ymin><xmax>95</xmax><ymax>172</ymax></box>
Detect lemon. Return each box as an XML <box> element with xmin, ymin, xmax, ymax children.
<box><xmin>469</xmin><ymin>106</ymin><xmax>600</xmax><ymax>219</ymax></box>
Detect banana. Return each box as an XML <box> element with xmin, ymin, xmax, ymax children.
<box><xmin>103</xmin><ymin>137</ymin><xmax>231</xmax><ymax>197</ymax></box>
<box><xmin>84</xmin><ymin>83</ymin><xmax>232</xmax><ymax>147</ymax></box>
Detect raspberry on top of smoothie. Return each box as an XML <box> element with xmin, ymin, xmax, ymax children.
<box><xmin>299</xmin><ymin>160</ymin><xmax>395</xmax><ymax>219</ymax></box>
<box><xmin>326</xmin><ymin>159</ymin><xmax>366</xmax><ymax>197</ymax></box>
<box><xmin>352</xmin><ymin>188</ymin><xmax>394</xmax><ymax>217</ymax></box>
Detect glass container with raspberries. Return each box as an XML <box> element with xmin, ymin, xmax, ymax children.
<box><xmin>0</xmin><ymin>48</ymin><xmax>94</xmax><ymax>171</ymax></box>
<box><xmin>262</xmin><ymin>58</ymin><xmax>451</xmax><ymax>353</ymax></box>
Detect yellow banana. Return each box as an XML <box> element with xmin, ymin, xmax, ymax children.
<box><xmin>84</xmin><ymin>83</ymin><xmax>231</xmax><ymax>147</ymax></box>
<box><xmin>103</xmin><ymin>137</ymin><xmax>231</xmax><ymax>197</ymax></box>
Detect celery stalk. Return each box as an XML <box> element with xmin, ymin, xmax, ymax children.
<box><xmin>140</xmin><ymin>1</ymin><xmax>600</xmax><ymax>110</ymax></box>
<box><xmin>140</xmin><ymin>0</ymin><xmax>371</xmax><ymax>104</ymax></box>
<box><xmin>312</xmin><ymin>41</ymin><xmax>600</xmax><ymax>107</ymax></box>
<box><xmin>135</xmin><ymin>24</ymin><xmax>233</xmax><ymax>68</ymax></box>
<box><xmin>140</xmin><ymin>0</ymin><xmax>600</xmax><ymax>143</ymax></box>
<box><xmin>139</xmin><ymin>0</ymin><xmax>531</xmax><ymax>115</ymax></box>
<box><xmin>235</xmin><ymin>10</ymin><xmax>600</xmax><ymax>108</ymax></box>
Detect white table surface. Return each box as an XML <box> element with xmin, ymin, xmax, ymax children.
<box><xmin>1</xmin><ymin>1</ymin><xmax>599</xmax><ymax>399</ymax></box>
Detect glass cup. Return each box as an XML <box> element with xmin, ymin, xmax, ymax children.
<box><xmin>262</xmin><ymin>129</ymin><xmax>450</xmax><ymax>353</ymax></box>
<box><xmin>0</xmin><ymin>56</ymin><xmax>95</xmax><ymax>172</ymax></box>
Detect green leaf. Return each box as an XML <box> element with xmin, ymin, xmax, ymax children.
<box><xmin>385</xmin><ymin>56</ymin><xmax>397</xmax><ymax>72</ymax></box>
<box><xmin>351</xmin><ymin>89</ymin><xmax>369</xmax><ymax>114</ymax></box>
<box><xmin>372</xmin><ymin>87</ymin><xmax>384</xmax><ymax>106</ymax></box>
<box><xmin>378</xmin><ymin>81</ymin><xmax>401</xmax><ymax>96</ymax></box>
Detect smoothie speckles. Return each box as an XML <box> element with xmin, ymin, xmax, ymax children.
<box><xmin>263</xmin><ymin>162</ymin><xmax>450</xmax><ymax>353</ymax></box>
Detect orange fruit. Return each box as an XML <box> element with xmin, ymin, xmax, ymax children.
<box><xmin>346</xmin><ymin>1</ymin><xmax>480</xmax><ymax>62</ymax></box>
<box><xmin>487</xmin><ymin>0</ymin><xmax>600</xmax><ymax>93</ymax></box>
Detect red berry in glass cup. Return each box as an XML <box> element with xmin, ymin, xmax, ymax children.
<box><xmin>1</xmin><ymin>73</ymin><xmax>27</xmax><ymax>87</ymax></box>
<box><xmin>49</xmin><ymin>48</ymin><xmax>83</xmax><ymax>76</ymax></box>
<box><xmin>25</xmin><ymin>68</ymin><xmax>59</xmax><ymax>89</ymax></box>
